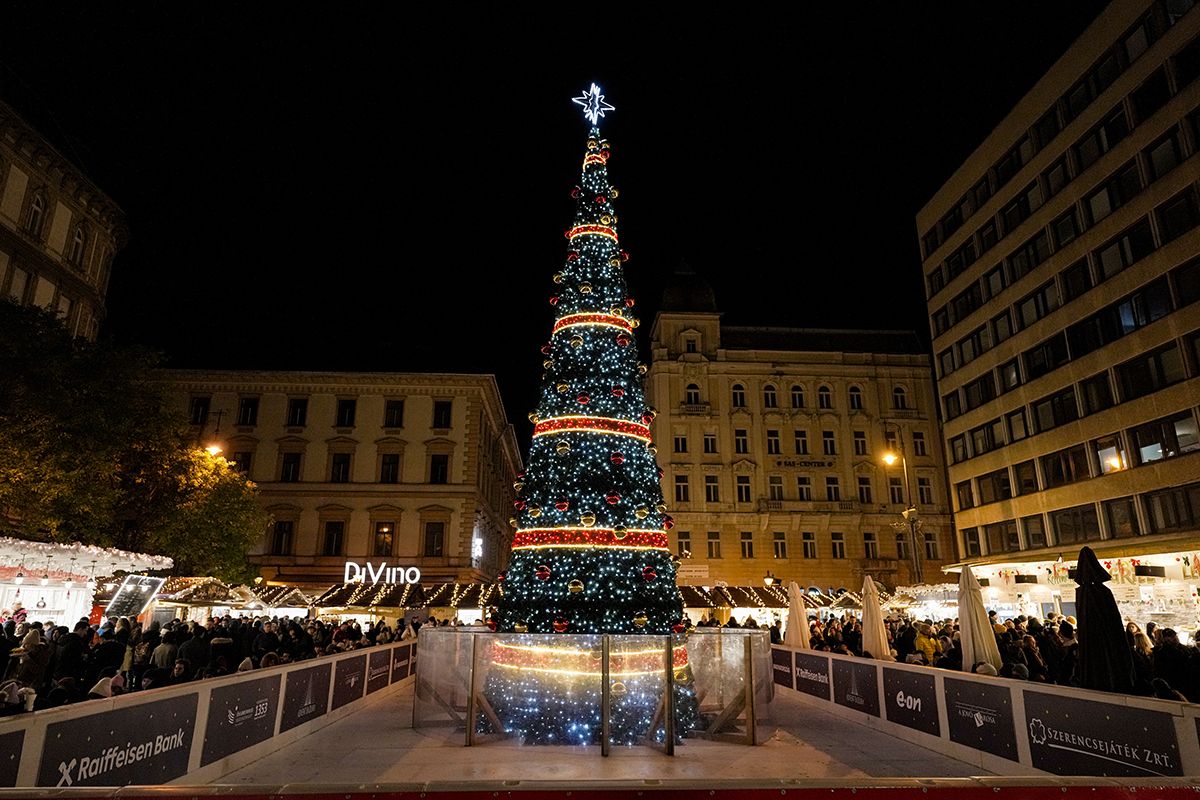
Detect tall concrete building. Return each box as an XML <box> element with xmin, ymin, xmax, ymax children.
<box><xmin>648</xmin><ymin>269</ymin><xmax>955</xmax><ymax>592</ymax></box>
<box><xmin>0</xmin><ymin>98</ymin><xmax>126</xmax><ymax>339</ymax></box>
<box><xmin>919</xmin><ymin>2</ymin><xmax>1200</xmax><ymax>605</ymax></box>
<box><xmin>160</xmin><ymin>370</ymin><xmax>522</xmax><ymax>591</ymax></box>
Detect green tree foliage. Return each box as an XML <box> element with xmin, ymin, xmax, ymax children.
<box><xmin>0</xmin><ymin>301</ymin><xmax>265</xmax><ymax>582</ymax></box>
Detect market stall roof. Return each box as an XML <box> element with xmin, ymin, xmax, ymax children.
<box><xmin>678</xmin><ymin>585</ymin><xmax>717</xmax><ymax>608</ymax></box>
<box><xmin>0</xmin><ymin>536</ymin><xmax>172</xmax><ymax>576</ymax></box>
<box><xmin>312</xmin><ymin>582</ymin><xmax>425</xmax><ymax>609</ymax></box>
<box><xmin>248</xmin><ymin>584</ymin><xmax>312</xmax><ymax>609</ymax></box>
<box><xmin>830</xmin><ymin>592</ymin><xmax>863</xmax><ymax>610</ymax></box>
<box><xmin>710</xmin><ymin>585</ymin><xmax>789</xmax><ymax>609</ymax></box>
<box><xmin>158</xmin><ymin>576</ymin><xmax>240</xmax><ymax>606</ymax></box>
<box><xmin>422</xmin><ymin>582</ymin><xmax>503</xmax><ymax>608</ymax></box>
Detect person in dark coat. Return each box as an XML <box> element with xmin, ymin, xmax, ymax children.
<box><xmin>1152</xmin><ymin>628</ymin><xmax>1196</xmax><ymax>701</ymax></box>
<box><xmin>1073</xmin><ymin>546</ymin><xmax>1134</xmax><ymax>693</ymax></box>
<box><xmin>51</xmin><ymin>622</ymin><xmax>89</xmax><ymax>683</ymax></box>
<box><xmin>178</xmin><ymin>625</ymin><xmax>209</xmax><ymax>671</ymax></box>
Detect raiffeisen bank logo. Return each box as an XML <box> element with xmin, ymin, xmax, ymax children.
<box><xmin>56</xmin><ymin>729</ymin><xmax>187</xmax><ymax>786</ymax></box>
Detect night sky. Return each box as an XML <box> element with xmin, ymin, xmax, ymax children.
<box><xmin>0</xmin><ymin>5</ymin><xmax>1109</xmax><ymax>436</ymax></box>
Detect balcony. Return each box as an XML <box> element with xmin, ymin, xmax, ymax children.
<box><xmin>679</xmin><ymin>403</ymin><xmax>711</xmax><ymax>416</ymax></box>
<box><xmin>757</xmin><ymin>498</ymin><xmax>862</xmax><ymax>514</ymax></box>
<box><xmin>861</xmin><ymin>557</ymin><xmax>899</xmax><ymax>572</ymax></box>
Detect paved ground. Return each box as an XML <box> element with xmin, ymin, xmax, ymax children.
<box><xmin>217</xmin><ymin>684</ymin><xmax>993</xmax><ymax>784</ymax></box>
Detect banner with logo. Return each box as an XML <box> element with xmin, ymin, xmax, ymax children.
<box><xmin>793</xmin><ymin>652</ymin><xmax>831</xmax><ymax>700</ymax></box>
<box><xmin>832</xmin><ymin>658</ymin><xmax>879</xmax><ymax>717</ymax></box>
<box><xmin>0</xmin><ymin>730</ymin><xmax>23</xmax><ymax>787</ymax></box>
<box><xmin>771</xmin><ymin>648</ymin><xmax>794</xmax><ymax>689</ymax></box>
<box><xmin>279</xmin><ymin>663</ymin><xmax>332</xmax><ymax>734</ymax></box>
<box><xmin>37</xmin><ymin>692</ymin><xmax>198</xmax><ymax>787</ymax></box>
<box><xmin>391</xmin><ymin>643</ymin><xmax>412</xmax><ymax>682</ymax></box>
<box><xmin>367</xmin><ymin>649</ymin><xmax>391</xmax><ymax>694</ymax></box>
<box><xmin>882</xmin><ymin>667</ymin><xmax>940</xmax><ymax>736</ymax></box>
<box><xmin>201</xmin><ymin>674</ymin><xmax>281</xmax><ymax>766</ymax></box>
<box><xmin>332</xmin><ymin>654</ymin><xmax>367</xmax><ymax>710</ymax></box>
<box><xmin>944</xmin><ymin>677</ymin><xmax>1018</xmax><ymax>761</ymax></box>
<box><xmin>1024</xmin><ymin>690</ymin><xmax>1182</xmax><ymax>776</ymax></box>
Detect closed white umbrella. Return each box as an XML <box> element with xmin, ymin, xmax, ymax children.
<box><xmin>784</xmin><ymin>581</ymin><xmax>810</xmax><ymax>648</ymax></box>
<box><xmin>957</xmin><ymin>565</ymin><xmax>1002</xmax><ymax>672</ymax></box>
<box><xmin>860</xmin><ymin>575</ymin><xmax>894</xmax><ymax>661</ymax></box>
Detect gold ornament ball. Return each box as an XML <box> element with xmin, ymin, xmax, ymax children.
<box><xmin>647</xmin><ymin>444</ymin><xmax>658</xmax><ymax>455</ymax></box>
<box><xmin>528</xmin><ymin>412</ymin><xmax>539</xmax><ymax>423</ymax></box>
<box><xmin>580</xmin><ymin>512</ymin><xmax>597</xmax><ymax>527</ymax></box>
<box><xmin>632</xmin><ymin>613</ymin><xmax>648</xmax><ymax>628</ymax></box>
<box><xmin>557</xmin><ymin>382</ymin><xmax>570</xmax><ymax>393</ymax></box>
<box><xmin>513</xmin><ymin>481</ymin><xmax>524</xmax><ymax>492</ymax></box>
<box><xmin>600</xmin><ymin>215</ymin><xmax>612</xmax><ymax>225</ymax></box>
<box><xmin>543</xmin><ymin>359</ymin><xmax>554</xmax><ymax>369</ymax></box>
<box><xmin>609</xmin><ymin>305</ymin><xmax>623</xmax><ymax>315</ymax></box>
<box><xmin>637</xmin><ymin>363</ymin><xmax>648</xmax><ymax>375</ymax></box>
<box><xmin>514</xmin><ymin>621</ymin><xmax>528</xmax><ymax>633</ymax></box>
<box><xmin>570</xmin><ymin>335</ymin><xmax>584</xmax><ymax>348</ymax></box>
<box><xmin>655</xmin><ymin>502</ymin><xmax>668</xmax><ymax>513</ymax></box>
<box><xmin>610</xmin><ymin>188</ymin><xmax>620</xmax><ymax>198</ymax></box>
<box><xmin>508</xmin><ymin>517</ymin><xmax>518</xmax><ymax>527</ymax></box>
<box><xmin>611</xmin><ymin>681</ymin><xmax>627</xmax><ymax>697</ymax></box>
<box><xmin>613</xmin><ymin>525</ymin><xmax>628</xmax><ymax>540</ymax></box>
<box><xmin>631</xmin><ymin>317</ymin><xmax>640</xmax><ymax>328</ymax></box>
<box><xmin>556</xmin><ymin>440</ymin><xmax>571</xmax><ymax>454</ymax></box>
<box><xmin>587</xmin><ymin>139</ymin><xmax>598</xmax><ymax>149</ymax></box>
<box><xmin>529</xmin><ymin>506</ymin><xmax>542</xmax><ymax>518</ymax></box>
<box><xmin>608</xmin><ymin>258</ymin><xmax>621</xmax><ymax>268</ymax></box>
<box><xmin>674</xmin><ymin>667</ymin><xmax>691</xmax><ymax>683</ymax></box>
<box><xmin>635</xmin><ymin>506</ymin><xmax>650</xmax><ymax>519</ymax></box>
<box><xmin>568</xmin><ymin>579</ymin><xmax>584</xmax><ymax>594</ymax></box>
<box><xmin>579</xmin><ymin>282</ymin><xmax>593</xmax><ymax>294</ymax></box>
<box><xmin>553</xmin><ymin>272</ymin><xmax>564</xmax><ymax>284</ymax></box>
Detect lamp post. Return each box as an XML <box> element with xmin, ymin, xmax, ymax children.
<box><xmin>763</xmin><ymin>571</ymin><xmax>778</xmax><ymax>587</ymax></box>
<box><xmin>882</xmin><ymin>422</ymin><xmax>924</xmax><ymax>584</ymax></box>
<box><xmin>203</xmin><ymin>410</ymin><xmax>226</xmax><ymax>455</ymax></box>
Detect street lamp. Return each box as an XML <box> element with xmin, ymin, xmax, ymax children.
<box><xmin>881</xmin><ymin>422</ymin><xmax>924</xmax><ymax>584</ymax></box>
<box><xmin>763</xmin><ymin>571</ymin><xmax>778</xmax><ymax>587</ymax></box>
<box><xmin>203</xmin><ymin>410</ymin><xmax>226</xmax><ymax>455</ymax></box>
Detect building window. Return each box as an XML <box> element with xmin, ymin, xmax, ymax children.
<box><xmin>6</xmin><ymin>266</ymin><xmax>28</xmax><ymax>302</ymax></box>
<box><xmin>330</xmin><ymin>453</ymin><xmax>352</xmax><ymax>483</ymax></box>
<box><xmin>768</xmin><ymin>475</ymin><xmax>783</xmax><ymax>500</ymax></box>
<box><xmin>1013</xmin><ymin>460</ymin><xmax>1039</xmax><ymax>495</ymax></box>
<box><xmin>818</xmin><ymin>386</ymin><xmax>832</xmax><ymax>409</ymax></box>
<box><xmin>1095</xmin><ymin>218</ymin><xmax>1155</xmax><ymax>281</ymax></box>
<box><xmin>707</xmin><ymin>531</ymin><xmax>722</xmax><ymax>559</ymax></box>
<box><xmin>380</xmin><ymin>453</ymin><xmax>401</xmax><ymax>483</ymax></box>
<box><xmin>322</xmin><ymin>521</ymin><xmax>345</xmax><ymax>556</ymax></box>
<box><xmin>985</xmin><ymin>521</ymin><xmax>1019</xmax><ymax>554</ymax></box>
<box><xmin>923</xmin><ymin>533</ymin><xmax>939</xmax><ymax>560</ymax></box>
<box><xmin>822</xmin><ymin>431</ymin><xmax>836</xmax><ymax>456</ymax></box>
<box><xmin>849</xmin><ymin>387</ymin><xmax>863</xmax><ymax>410</ymax></box>
<box><xmin>794</xmin><ymin>430</ymin><xmax>808</xmax><ymax>455</ymax></box>
<box><xmin>863</xmin><ymin>531</ymin><xmax>878</xmax><ymax>559</ymax></box>
<box><xmin>734</xmin><ymin>429</ymin><xmax>749</xmax><ymax>454</ymax></box>
<box><xmin>831</xmin><ymin>532</ymin><xmax>845</xmax><ymax>559</ymax></box>
<box><xmin>763</xmin><ymin>384</ymin><xmax>777</xmax><ymax>408</ymax></box>
<box><xmin>1104</xmin><ymin>496</ymin><xmax>1140</xmax><ymax>538</ymax></box>
<box><xmin>286</xmin><ymin>398</ymin><xmax>308</xmax><ymax>427</ymax></box>
<box><xmin>977</xmin><ymin>468</ymin><xmax>1013</xmax><ymax>504</ymax></box>
<box><xmin>231</xmin><ymin>450</ymin><xmax>253</xmax><ymax>474</ymax></box>
<box><xmin>892</xmin><ymin>387</ymin><xmax>908</xmax><ymax>409</ymax></box>
<box><xmin>703</xmin><ymin>434</ymin><xmax>717</xmax><ymax>453</ymax></box>
<box><xmin>24</xmin><ymin>192</ymin><xmax>45</xmax><ymax>238</ymax></box>
<box><xmin>335</xmin><ymin>398</ymin><xmax>357</xmax><ymax>428</ymax></box>
<box><xmin>802</xmin><ymin>531</ymin><xmax>817</xmax><ymax>559</ymax></box>
<box><xmin>1130</xmin><ymin>412</ymin><xmax>1200</xmax><ymax>464</ymax></box>
<box><xmin>1094</xmin><ymin>434</ymin><xmax>1128</xmax><ymax>474</ymax></box>
<box><xmin>1041</xmin><ymin>444</ymin><xmax>1091</xmax><ymax>489</ymax></box>
<box><xmin>236</xmin><ymin>397</ymin><xmax>259</xmax><ymax>427</ymax></box>
<box><xmin>429</xmin><ymin>453</ymin><xmax>450</xmax><ymax>484</ymax></box>
<box><xmin>373</xmin><ymin>522</ymin><xmax>394</xmax><ymax>556</ymax></box>
<box><xmin>796</xmin><ymin>476</ymin><xmax>812</xmax><ymax>501</ymax></box>
<box><xmin>1146</xmin><ymin>127</ymin><xmax>1184</xmax><ymax>181</ymax></box>
<box><xmin>685</xmin><ymin>384</ymin><xmax>702</xmax><ymax>405</ymax></box>
<box><xmin>766</xmin><ymin>430</ymin><xmax>781</xmax><ymax>455</ymax></box>
<box><xmin>704</xmin><ymin>475</ymin><xmax>720</xmax><ymax>503</ymax></box>
<box><xmin>962</xmin><ymin>527</ymin><xmax>981</xmax><ymax>556</ymax></box>
<box><xmin>188</xmin><ymin>396</ymin><xmax>211</xmax><ymax>426</ymax></box>
<box><xmin>1145</xmin><ymin>483</ymin><xmax>1200</xmax><ymax>533</ymax></box>
<box><xmin>825</xmin><ymin>476</ymin><xmax>840</xmax><ymax>502</ymax></box>
<box><xmin>857</xmin><ymin>477</ymin><xmax>872</xmax><ymax>504</ymax></box>
<box><xmin>685</xmin><ymin>339</ymin><xmax>697</xmax><ymax>353</ymax></box>
<box><xmin>674</xmin><ymin>475</ymin><xmax>690</xmax><ymax>503</ymax></box>
<box><xmin>773</xmin><ymin>531</ymin><xmax>787</xmax><ymax>559</ymax></box>
<box><xmin>384</xmin><ymin>399</ymin><xmax>405</xmax><ymax>428</ymax></box>
<box><xmin>1006</xmin><ymin>409</ymin><xmax>1029</xmax><ymax>443</ymax></box>
<box><xmin>677</xmin><ymin>531</ymin><xmax>691</xmax><ymax>557</ymax></box>
<box><xmin>1051</xmin><ymin>504</ymin><xmax>1101</xmax><ymax>544</ymax></box>
<box><xmin>433</xmin><ymin>400</ymin><xmax>453</xmax><ymax>429</ymax></box>
<box><xmin>950</xmin><ymin>434</ymin><xmax>968</xmax><ymax>464</ymax></box>
<box><xmin>1031</xmin><ymin>387</ymin><xmax>1079</xmax><ymax>433</ymax></box>
<box><xmin>917</xmin><ymin>477</ymin><xmax>933</xmax><ymax>505</ymax></box>
<box><xmin>423</xmin><ymin>521</ymin><xmax>445</xmax><ymax>557</ymax></box>
<box><xmin>736</xmin><ymin>475</ymin><xmax>752</xmax><ymax>503</ymax></box>
<box><xmin>280</xmin><ymin>452</ymin><xmax>302</xmax><ymax>482</ymax></box>
<box><xmin>740</xmin><ymin>531</ymin><xmax>754</xmax><ymax>559</ymax></box>
<box><xmin>1116</xmin><ymin>343</ymin><xmax>1186</xmax><ymax>402</ymax></box>
<box><xmin>68</xmin><ymin>225</ymin><xmax>86</xmax><ymax>265</ymax></box>
<box><xmin>271</xmin><ymin>521</ymin><xmax>293</xmax><ymax>555</ymax></box>
<box><xmin>673</xmin><ymin>434</ymin><xmax>688</xmax><ymax>453</ymax></box>
<box><xmin>731</xmin><ymin>384</ymin><xmax>746</xmax><ymax>408</ymax></box>
<box><xmin>1023</xmin><ymin>515</ymin><xmax>1048</xmax><ymax>549</ymax></box>
<box><xmin>853</xmin><ymin>431</ymin><xmax>867</xmax><ymax>456</ymax></box>
<box><xmin>791</xmin><ymin>385</ymin><xmax>805</xmax><ymax>408</ymax></box>
<box><xmin>896</xmin><ymin>532</ymin><xmax>908</xmax><ymax>560</ymax></box>
<box><xmin>908</xmin><ymin>432</ymin><xmax>925</xmax><ymax>457</ymax></box>
<box><xmin>889</xmin><ymin>477</ymin><xmax>905</xmax><ymax>505</ymax></box>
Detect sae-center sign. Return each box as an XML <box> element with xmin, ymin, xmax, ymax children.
<box><xmin>882</xmin><ymin>667</ymin><xmax>940</xmax><ymax>737</ymax></box>
<box><xmin>37</xmin><ymin>692</ymin><xmax>198</xmax><ymax>787</ymax></box>
<box><xmin>944</xmin><ymin>677</ymin><xmax>1018</xmax><ymax>762</ymax></box>
<box><xmin>832</xmin><ymin>659</ymin><xmax>879</xmax><ymax>717</ymax></box>
<box><xmin>1024</xmin><ymin>690</ymin><xmax>1182</xmax><ymax>777</ymax></box>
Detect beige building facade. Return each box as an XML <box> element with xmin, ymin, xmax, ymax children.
<box><xmin>160</xmin><ymin>370</ymin><xmax>522</xmax><ymax>591</ymax></box>
<box><xmin>919</xmin><ymin>1</ymin><xmax>1200</xmax><ymax>572</ymax></box>
<box><xmin>648</xmin><ymin>272</ymin><xmax>955</xmax><ymax>592</ymax></box>
<box><xmin>0</xmin><ymin>98</ymin><xmax>126</xmax><ymax>339</ymax></box>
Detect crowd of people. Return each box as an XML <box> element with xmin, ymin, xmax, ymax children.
<box><xmin>0</xmin><ymin>610</ymin><xmax>443</xmax><ymax>715</ymax></box>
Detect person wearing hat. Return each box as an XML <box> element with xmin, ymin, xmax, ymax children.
<box><xmin>1057</xmin><ymin>620</ymin><xmax>1078</xmax><ymax>686</ymax></box>
<box><xmin>974</xmin><ymin>662</ymin><xmax>998</xmax><ymax>676</ymax></box>
<box><xmin>914</xmin><ymin>623</ymin><xmax>940</xmax><ymax>664</ymax></box>
<box><xmin>236</xmin><ymin>657</ymin><xmax>254</xmax><ymax>673</ymax></box>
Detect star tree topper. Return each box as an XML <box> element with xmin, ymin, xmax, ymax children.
<box><xmin>572</xmin><ymin>83</ymin><xmax>615</xmax><ymax>125</ymax></box>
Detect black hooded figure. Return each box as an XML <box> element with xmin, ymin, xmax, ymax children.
<box><xmin>1074</xmin><ymin>546</ymin><xmax>1135</xmax><ymax>693</ymax></box>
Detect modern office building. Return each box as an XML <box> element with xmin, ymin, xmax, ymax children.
<box><xmin>648</xmin><ymin>269</ymin><xmax>955</xmax><ymax>592</ymax></box>
<box><xmin>160</xmin><ymin>370</ymin><xmax>522</xmax><ymax>591</ymax></box>
<box><xmin>918</xmin><ymin>1</ymin><xmax>1200</xmax><ymax>616</ymax></box>
<box><xmin>0</xmin><ymin>97</ymin><xmax>126</xmax><ymax>339</ymax></box>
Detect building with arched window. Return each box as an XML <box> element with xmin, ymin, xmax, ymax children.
<box><xmin>648</xmin><ymin>265</ymin><xmax>954</xmax><ymax>590</ymax></box>
<box><xmin>0</xmin><ymin>98</ymin><xmax>127</xmax><ymax>340</ymax></box>
<box><xmin>159</xmin><ymin>370</ymin><xmax>522</xmax><ymax>590</ymax></box>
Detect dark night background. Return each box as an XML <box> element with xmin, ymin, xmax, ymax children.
<box><xmin>0</xmin><ymin>5</ymin><xmax>1109</xmax><ymax>437</ymax></box>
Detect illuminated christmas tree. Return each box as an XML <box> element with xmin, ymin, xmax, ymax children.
<box><xmin>487</xmin><ymin>85</ymin><xmax>698</xmax><ymax>745</ymax></box>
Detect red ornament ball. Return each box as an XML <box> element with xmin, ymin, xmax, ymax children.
<box><xmin>553</xmin><ymin>617</ymin><xmax>570</xmax><ymax>633</ymax></box>
<box><xmin>605</xmin><ymin>492</ymin><xmax>621</xmax><ymax>505</ymax></box>
<box><xmin>577</xmin><ymin>393</ymin><xmax>590</xmax><ymax>405</ymax></box>
<box><xmin>620</xmin><ymin>250</ymin><xmax>630</xmax><ymax>262</ymax></box>
<box><xmin>567</xmin><ymin>252</ymin><xmax>580</xmax><ymax>261</ymax></box>
<box><xmin>641</xmin><ymin>413</ymin><xmax>653</xmax><ymax>425</ymax></box>
<box><xmin>642</xmin><ymin>566</ymin><xmax>657</xmax><ymax>581</ymax></box>
<box><xmin>616</xmin><ymin>334</ymin><xmax>631</xmax><ymax>347</ymax></box>
<box><xmin>610</xmin><ymin>452</ymin><xmax>625</xmax><ymax>465</ymax></box>
<box><xmin>656</xmin><ymin>467</ymin><xmax>664</xmax><ymax>478</ymax></box>
<box><xmin>672</xmin><ymin>622</ymin><xmax>687</xmax><ymax>634</ymax></box>
<box><xmin>487</xmin><ymin>619</ymin><xmax>498</xmax><ymax>632</ymax></box>
<box><xmin>625</xmin><ymin>297</ymin><xmax>635</xmax><ymax>307</ymax></box>
<box><xmin>496</xmin><ymin>571</ymin><xmax>506</xmax><ymax>582</ymax></box>
<box><xmin>513</xmin><ymin>500</ymin><xmax>526</xmax><ymax>510</ymax></box>
<box><xmin>596</xmin><ymin>195</ymin><xmax>607</xmax><ymax>204</ymax></box>
<box><xmin>570</xmin><ymin>187</ymin><xmax>581</xmax><ymax>199</ymax></box>
<box><xmin>664</xmin><ymin>516</ymin><xmax>675</xmax><ymax>530</ymax></box>
<box><xmin>611</xmin><ymin>386</ymin><xmax>625</xmax><ymax>397</ymax></box>
<box><xmin>535</xmin><ymin>565</ymin><xmax>551</xmax><ymax>581</ymax></box>
<box><xmin>549</xmin><ymin>295</ymin><xmax>559</xmax><ymax>306</ymax></box>
<box><xmin>555</xmin><ymin>500</ymin><xmax>570</xmax><ymax>512</ymax></box>
<box><xmin>600</xmin><ymin>149</ymin><xmax>611</xmax><ymax>159</ymax></box>
<box><xmin>540</xmin><ymin>343</ymin><xmax>552</xmax><ymax>355</ymax></box>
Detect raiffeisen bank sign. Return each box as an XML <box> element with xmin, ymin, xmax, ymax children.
<box><xmin>343</xmin><ymin>562</ymin><xmax>422</xmax><ymax>584</ymax></box>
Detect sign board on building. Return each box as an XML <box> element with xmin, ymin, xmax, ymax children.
<box><xmin>104</xmin><ymin>575</ymin><xmax>166</xmax><ymax>619</ymax></box>
<box><xmin>343</xmin><ymin>562</ymin><xmax>421</xmax><ymax>584</ymax></box>
<box><xmin>676</xmin><ymin>564</ymin><xmax>709</xmax><ymax>584</ymax></box>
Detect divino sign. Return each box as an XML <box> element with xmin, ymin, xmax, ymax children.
<box><xmin>342</xmin><ymin>562</ymin><xmax>421</xmax><ymax>585</ymax></box>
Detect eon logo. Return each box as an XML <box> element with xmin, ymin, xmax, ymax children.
<box><xmin>894</xmin><ymin>690</ymin><xmax>922</xmax><ymax>712</ymax></box>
